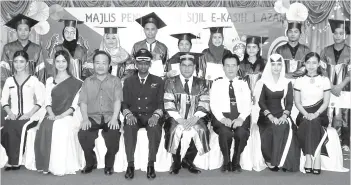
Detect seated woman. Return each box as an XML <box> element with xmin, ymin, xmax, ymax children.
<box><xmin>256</xmin><ymin>54</ymin><xmax>300</xmax><ymax>172</ymax></box>
<box><xmin>97</xmin><ymin>27</ymin><xmax>135</xmax><ymax>83</ymax></box>
<box><xmin>294</xmin><ymin>52</ymin><xmax>331</xmax><ymax>175</ymax></box>
<box><xmin>1</xmin><ymin>50</ymin><xmax>44</xmax><ymax>171</ymax></box>
<box><xmin>34</xmin><ymin>50</ymin><xmax>83</xmax><ymax>176</ymax></box>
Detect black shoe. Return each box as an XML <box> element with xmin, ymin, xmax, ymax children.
<box><xmin>104</xmin><ymin>167</ymin><xmax>113</xmax><ymax>176</ymax></box>
<box><xmin>124</xmin><ymin>166</ymin><xmax>135</xmax><ymax>179</ymax></box>
<box><xmin>181</xmin><ymin>159</ymin><xmax>201</xmax><ymax>174</ymax></box>
<box><xmin>268</xmin><ymin>166</ymin><xmax>279</xmax><ymax>172</ymax></box>
<box><xmin>220</xmin><ymin>162</ymin><xmax>230</xmax><ymax>173</ymax></box>
<box><xmin>304</xmin><ymin>168</ymin><xmax>312</xmax><ymax>174</ymax></box>
<box><xmin>233</xmin><ymin>163</ymin><xmax>242</xmax><ymax>173</ymax></box>
<box><xmin>4</xmin><ymin>167</ymin><xmax>12</xmax><ymax>171</ymax></box>
<box><xmin>81</xmin><ymin>165</ymin><xmax>95</xmax><ymax>174</ymax></box>
<box><xmin>147</xmin><ymin>166</ymin><xmax>156</xmax><ymax>179</ymax></box>
<box><xmin>169</xmin><ymin>162</ymin><xmax>181</xmax><ymax>175</ymax></box>
<box><xmin>11</xmin><ymin>166</ymin><xmax>21</xmax><ymax>171</ymax></box>
<box><xmin>312</xmin><ymin>169</ymin><xmax>321</xmax><ymax>175</ymax></box>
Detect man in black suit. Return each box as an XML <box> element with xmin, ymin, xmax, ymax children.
<box><xmin>122</xmin><ymin>49</ymin><xmax>164</xmax><ymax>180</ymax></box>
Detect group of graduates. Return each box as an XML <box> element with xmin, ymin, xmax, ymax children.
<box><xmin>0</xmin><ymin>11</ymin><xmax>350</xmax><ymax>179</ymax></box>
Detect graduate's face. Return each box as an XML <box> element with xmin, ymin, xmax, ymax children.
<box><xmin>93</xmin><ymin>54</ymin><xmax>110</xmax><ymax>75</ymax></box>
<box><xmin>246</xmin><ymin>43</ymin><xmax>259</xmax><ymax>57</ymax></box>
<box><xmin>305</xmin><ymin>56</ymin><xmax>319</xmax><ymax>75</ymax></box>
<box><xmin>13</xmin><ymin>55</ymin><xmax>28</xmax><ymax>73</ymax></box>
<box><xmin>16</xmin><ymin>24</ymin><xmax>30</xmax><ymax>40</ymax></box>
<box><xmin>144</xmin><ymin>23</ymin><xmax>158</xmax><ymax>39</ymax></box>
<box><xmin>271</xmin><ymin>61</ymin><xmax>283</xmax><ymax>76</ymax></box>
<box><xmin>178</xmin><ymin>40</ymin><xmax>192</xmax><ymax>52</ymax></box>
<box><xmin>64</xmin><ymin>26</ymin><xmax>76</xmax><ymax>41</ymax></box>
<box><xmin>55</xmin><ymin>55</ymin><xmax>68</xmax><ymax>72</ymax></box>
<box><xmin>180</xmin><ymin>59</ymin><xmax>195</xmax><ymax>79</ymax></box>
<box><xmin>333</xmin><ymin>28</ymin><xmax>346</xmax><ymax>44</ymax></box>
<box><xmin>105</xmin><ymin>34</ymin><xmax>118</xmax><ymax>49</ymax></box>
<box><xmin>212</xmin><ymin>33</ymin><xmax>223</xmax><ymax>47</ymax></box>
<box><xmin>287</xmin><ymin>28</ymin><xmax>301</xmax><ymax>42</ymax></box>
<box><xmin>136</xmin><ymin>61</ymin><xmax>151</xmax><ymax>74</ymax></box>
<box><xmin>223</xmin><ymin>58</ymin><xmax>239</xmax><ymax>79</ymax></box>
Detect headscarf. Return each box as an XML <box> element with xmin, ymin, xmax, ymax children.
<box><xmin>208</xmin><ymin>33</ymin><xmax>225</xmax><ymax>62</ymax></box>
<box><xmin>62</xmin><ymin>27</ymin><xmax>78</xmax><ymax>57</ymax></box>
<box><xmin>260</xmin><ymin>53</ymin><xmax>290</xmax><ymax>92</ymax></box>
<box><xmin>99</xmin><ymin>33</ymin><xmax>129</xmax><ymax>66</ymax></box>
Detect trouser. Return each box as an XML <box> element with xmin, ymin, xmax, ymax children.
<box><xmin>78</xmin><ymin>116</ymin><xmax>121</xmax><ymax>168</ymax></box>
<box><xmin>123</xmin><ymin>113</ymin><xmax>163</xmax><ymax>166</ymax></box>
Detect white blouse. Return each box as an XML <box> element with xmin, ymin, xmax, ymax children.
<box><xmin>1</xmin><ymin>76</ymin><xmax>44</xmax><ymax>115</ymax></box>
<box><xmin>294</xmin><ymin>75</ymin><xmax>331</xmax><ymax>106</ymax></box>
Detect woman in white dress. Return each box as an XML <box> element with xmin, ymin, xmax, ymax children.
<box><xmin>34</xmin><ymin>50</ymin><xmax>83</xmax><ymax>175</ymax></box>
<box><xmin>294</xmin><ymin>52</ymin><xmax>331</xmax><ymax>175</ymax></box>
<box><xmin>1</xmin><ymin>50</ymin><xmax>44</xmax><ymax>171</ymax></box>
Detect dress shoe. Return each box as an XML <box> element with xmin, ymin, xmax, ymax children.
<box><xmin>4</xmin><ymin>167</ymin><xmax>12</xmax><ymax>171</ymax></box>
<box><xmin>232</xmin><ymin>163</ymin><xmax>242</xmax><ymax>173</ymax></box>
<box><xmin>169</xmin><ymin>162</ymin><xmax>181</xmax><ymax>174</ymax></box>
<box><xmin>81</xmin><ymin>165</ymin><xmax>96</xmax><ymax>174</ymax></box>
<box><xmin>312</xmin><ymin>169</ymin><xmax>321</xmax><ymax>175</ymax></box>
<box><xmin>304</xmin><ymin>167</ymin><xmax>312</xmax><ymax>174</ymax></box>
<box><xmin>124</xmin><ymin>166</ymin><xmax>135</xmax><ymax>179</ymax></box>
<box><xmin>104</xmin><ymin>167</ymin><xmax>113</xmax><ymax>175</ymax></box>
<box><xmin>220</xmin><ymin>162</ymin><xmax>230</xmax><ymax>172</ymax></box>
<box><xmin>12</xmin><ymin>166</ymin><xmax>21</xmax><ymax>171</ymax></box>
<box><xmin>181</xmin><ymin>159</ymin><xmax>201</xmax><ymax>174</ymax></box>
<box><xmin>146</xmin><ymin>166</ymin><xmax>156</xmax><ymax>179</ymax></box>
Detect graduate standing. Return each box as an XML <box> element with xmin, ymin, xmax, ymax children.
<box><xmin>52</xmin><ymin>19</ymin><xmax>89</xmax><ymax>80</ymax></box>
<box><xmin>210</xmin><ymin>53</ymin><xmax>251</xmax><ymax>173</ymax></box>
<box><xmin>122</xmin><ymin>49</ymin><xmax>164</xmax><ymax>179</ymax></box>
<box><xmin>275</xmin><ymin>21</ymin><xmax>310</xmax><ymax>78</ymax></box>
<box><xmin>132</xmin><ymin>12</ymin><xmax>168</xmax><ymax>77</ymax></box>
<box><xmin>164</xmin><ymin>52</ymin><xmax>210</xmax><ymax>175</ymax></box>
<box><xmin>320</xmin><ymin>19</ymin><xmax>350</xmax><ymax>151</ymax></box>
<box><xmin>1</xmin><ymin>14</ymin><xmax>46</xmax><ymax>85</ymax></box>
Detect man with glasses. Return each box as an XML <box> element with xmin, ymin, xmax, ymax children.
<box><xmin>122</xmin><ymin>49</ymin><xmax>164</xmax><ymax>180</ymax></box>
<box><xmin>164</xmin><ymin>52</ymin><xmax>210</xmax><ymax>175</ymax></box>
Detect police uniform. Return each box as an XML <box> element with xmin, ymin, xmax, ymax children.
<box><xmin>122</xmin><ymin>49</ymin><xmax>164</xmax><ymax>179</ymax></box>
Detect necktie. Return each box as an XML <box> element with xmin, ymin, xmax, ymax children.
<box><xmin>229</xmin><ymin>80</ymin><xmax>235</xmax><ymax>101</ymax></box>
<box><xmin>141</xmin><ymin>79</ymin><xmax>145</xmax><ymax>84</ymax></box>
<box><xmin>184</xmin><ymin>79</ymin><xmax>190</xmax><ymax>94</ymax></box>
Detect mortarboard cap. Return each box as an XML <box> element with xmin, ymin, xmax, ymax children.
<box><xmin>96</xmin><ymin>26</ymin><xmax>126</xmax><ymax>34</ymax></box>
<box><xmin>59</xmin><ymin>19</ymin><xmax>84</xmax><ymax>28</ymax></box>
<box><xmin>287</xmin><ymin>21</ymin><xmax>302</xmax><ymax>32</ymax></box>
<box><xmin>170</xmin><ymin>33</ymin><xmax>198</xmax><ymax>43</ymax></box>
<box><xmin>328</xmin><ymin>19</ymin><xmax>350</xmax><ymax>35</ymax></box>
<box><xmin>135</xmin><ymin>49</ymin><xmax>153</xmax><ymax>62</ymax></box>
<box><xmin>5</xmin><ymin>14</ymin><xmax>39</xmax><ymax>30</ymax></box>
<box><xmin>204</xmin><ymin>26</ymin><xmax>231</xmax><ymax>34</ymax></box>
<box><xmin>135</xmin><ymin>12</ymin><xmax>166</xmax><ymax>29</ymax></box>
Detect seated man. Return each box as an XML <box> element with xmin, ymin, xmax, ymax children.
<box><xmin>164</xmin><ymin>52</ymin><xmax>210</xmax><ymax>175</ymax></box>
<box><xmin>78</xmin><ymin>50</ymin><xmax>122</xmax><ymax>175</ymax></box>
<box><xmin>122</xmin><ymin>49</ymin><xmax>164</xmax><ymax>180</ymax></box>
<box><xmin>210</xmin><ymin>53</ymin><xmax>251</xmax><ymax>173</ymax></box>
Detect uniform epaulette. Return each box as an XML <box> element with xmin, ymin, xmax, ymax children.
<box><xmin>214</xmin><ymin>77</ymin><xmax>223</xmax><ymax>81</ymax></box>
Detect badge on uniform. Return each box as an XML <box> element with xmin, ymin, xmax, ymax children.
<box><xmin>151</xmin><ymin>83</ymin><xmax>158</xmax><ymax>88</ymax></box>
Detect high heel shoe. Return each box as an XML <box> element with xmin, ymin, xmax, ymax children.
<box><xmin>312</xmin><ymin>169</ymin><xmax>321</xmax><ymax>175</ymax></box>
<box><xmin>304</xmin><ymin>168</ymin><xmax>312</xmax><ymax>173</ymax></box>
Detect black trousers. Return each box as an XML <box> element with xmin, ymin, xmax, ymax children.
<box><xmin>212</xmin><ymin>115</ymin><xmax>250</xmax><ymax>165</ymax></box>
<box><xmin>123</xmin><ymin>113</ymin><xmax>163</xmax><ymax>164</ymax></box>
<box><xmin>78</xmin><ymin>116</ymin><xmax>121</xmax><ymax>168</ymax></box>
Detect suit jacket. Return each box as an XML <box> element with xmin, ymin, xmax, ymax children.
<box><xmin>122</xmin><ymin>73</ymin><xmax>164</xmax><ymax>117</ymax></box>
<box><xmin>164</xmin><ymin>75</ymin><xmax>210</xmax><ymax>119</ymax></box>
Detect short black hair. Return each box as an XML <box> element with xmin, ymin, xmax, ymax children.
<box><xmin>222</xmin><ymin>53</ymin><xmax>240</xmax><ymax>66</ymax></box>
<box><xmin>93</xmin><ymin>50</ymin><xmax>111</xmax><ymax>64</ymax></box>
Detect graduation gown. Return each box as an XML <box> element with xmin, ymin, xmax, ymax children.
<box><xmin>164</xmin><ymin>76</ymin><xmax>210</xmax><ymax>155</ymax></box>
<box><xmin>276</xmin><ymin>43</ymin><xmax>310</xmax><ymax>76</ymax></box>
<box><xmin>1</xmin><ymin>40</ymin><xmax>46</xmax><ymax>85</ymax></box>
<box><xmin>198</xmin><ymin>48</ymin><xmax>232</xmax><ymax>80</ymax></box>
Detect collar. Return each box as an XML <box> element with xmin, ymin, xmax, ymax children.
<box><xmin>333</xmin><ymin>44</ymin><xmax>345</xmax><ymax>53</ymax></box>
<box><xmin>224</xmin><ymin>76</ymin><xmax>239</xmax><ymax>83</ymax></box>
<box><xmin>287</xmin><ymin>42</ymin><xmax>300</xmax><ymax>49</ymax></box>
<box><xmin>179</xmin><ymin>74</ymin><xmax>193</xmax><ymax>84</ymax></box>
<box><xmin>138</xmin><ymin>72</ymin><xmax>149</xmax><ymax>84</ymax></box>
<box><xmin>306</xmin><ymin>74</ymin><xmax>319</xmax><ymax>77</ymax></box>
<box><xmin>16</xmin><ymin>39</ymin><xmax>31</xmax><ymax>47</ymax></box>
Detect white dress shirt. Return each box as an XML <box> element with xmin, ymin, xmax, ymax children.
<box><xmin>167</xmin><ymin>75</ymin><xmax>206</xmax><ymax>120</ymax></box>
<box><xmin>210</xmin><ymin>76</ymin><xmax>252</xmax><ymax>121</ymax></box>
<box><xmin>138</xmin><ymin>73</ymin><xmax>149</xmax><ymax>84</ymax></box>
